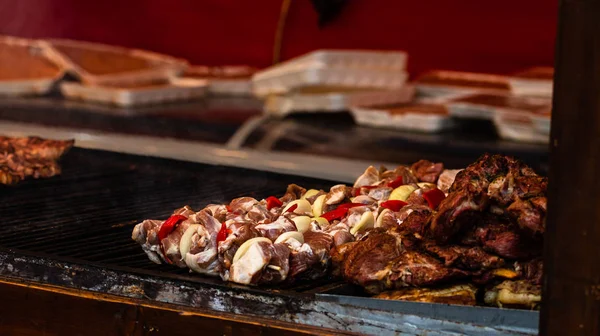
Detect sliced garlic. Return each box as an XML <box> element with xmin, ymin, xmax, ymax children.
<box><xmin>375</xmin><ymin>209</ymin><xmax>391</xmax><ymax>228</ymax></box>
<box><xmin>282</xmin><ymin>199</ymin><xmax>312</xmax><ymax>215</ymax></box>
<box><xmin>312</xmin><ymin>194</ymin><xmax>327</xmax><ymax>217</ymax></box>
<box><xmin>350</xmin><ymin>211</ymin><xmax>375</xmax><ymax>235</ymax></box>
<box><xmin>292</xmin><ymin>216</ymin><xmax>312</xmax><ymax>233</ymax></box>
<box><xmin>179</xmin><ymin>224</ymin><xmax>200</xmax><ymax>259</ymax></box>
<box><xmin>313</xmin><ymin>217</ymin><xmax>330</xmax><ymax>229</ymax></box>
<box><xmin>274</xmin><ymin>231</ymin><xmax>305</xmax><ymax>244</ymax></box>
<box><xmin>389</xmin><ymin>185</ymin><xmax>418</xmax><ymax>201</ymax></box>
<box><xmin>232</xmin><ymin>237</ymin><xmax>272</xmax><ymax>264</ymax></box>
<box><xmin>301</xmin><ymin>189</ymin><xmax>320</xmax><ymax>200</ymax></box>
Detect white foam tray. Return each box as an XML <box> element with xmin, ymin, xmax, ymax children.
<box><xmin>0</xmin><ymin>36</ymin><xmax>64</xmax><ymax>96</ymax></box>
<box><xmin>493</xmin><ymin>111</ymin><xmax>549</xmax><ymax>144</ymax></box>
<box><xmin>350</xmin><ymin>106</ymin><xmax>454</xmax><ymax>133</ymax></box>
<box><xmin>263</xmin><ymin>85</ymin><xmax>415</xmax><ymax>117</ymax></box>
<box><xmin>60</xmin><ymin>79</ymin><xmax>207</xmax><ymax>107</ymax></box>
<box><xmin>508</xmin><ymin>78</ymin><xmax>553</xmax><ymax>98</ymax></box>
<box><xmin>258</xmin><ymin>49</ymin><xmax>408</xmax><ymax>78</ymax></box>
<box><xmin>253</xmin><ymin>67</ymin><xmax>408</xmax><ymax>97</ymax></box>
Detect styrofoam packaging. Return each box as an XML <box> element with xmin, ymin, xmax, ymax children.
<box><xmin>447</xmin><ymin>94</ymin><xmax>551</xmax><ymax>120</ymax></box>
<box><xmin>509</xmin><ymin>66</ymin><xmax>554</xmax><ymax>98</ymax></box>
<box><xmin>60</xmin><ymin>79</ymin><xmax>207</xmax><ymax>107</ymax></box>
<box><xmin>259</xmin><ymin>50</ymin><xmax>408</xmax><ymax>77</ymax></box>
<box><xmin>508</xmin><ymin>78</ymin><xmax>553</xmax><ymax>98</ymax></box>
<box><xmin>414</xmin><ymin>71</ymin><xmax>510</xmax><ymax>100</ymax></box>
<box><xmin>530</xmin><ymin>114</ymin><xmax>551</xmax><ymax>135</ymax></box>
<box><xmin>493</xmin><ymin>111</ymin><xmax>549</xmax><ymax>144</ymax></box>
<box><xmin>0</xmin><ymin>36</ymin><xmax>64</xmax><ymax>96</ymax></box>
<box><xmin>41</xmin><ymin>39</ymin><xmax>188</xmax><ymax>86</ymax></box>
<box><xmin>263</xmin><ymin>85</ymin><xmax>415</xmax><ymax>117</ymax></box>
<box><xmin>253</xmin><ymin>67</ymin><xmax>409</xmax><ymax>97</ymax></box>
<box><xmin>208</xmin><ymin>79</ymin><xmax>253</xmax><ymax>96</ymax></box>
<box><xmin>351</xmin><ymin>107</ymin><xmax>454</xmax><ymax>133</ymax></box>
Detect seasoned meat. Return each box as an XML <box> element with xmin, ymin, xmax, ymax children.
<box><xmin>288</xmin><ymin>231</ymin><xmax>333</xmax><ymax>281</ymax></box>
<box><xmin>398</xmin><ymin>205</ymin><xmax>432</xmax><ymax>235</ymax></box>
<box><xmin>514</xmin><ymin>258</ymin><xmax>543</xmax><ymax>285</ymax></box>
<box><xmin>131</xmin><ymin>219</ymin><xmax>163</xmax><ymax>264</ymax></box>
<box><xmin>218</xmin><ymin>222</ymin><xmax>261</xmax><ymax>278</ymax></box>
<box><xmin>353</xmin><ymin>166</ymin><xmax>380</xmax><ymax>188</ymax></box>
<box><xmin>437</xmin><ymin>169</ymin><xmax>462</xmax><ymax>194</ymax></box>
<box><xmin>411</xmin><ymin>160</ymin><xmax>444</xmax><ymax>183</ymax></box>
<box><xmin>506</xmin><ymin>197</ymin><xmax>546</xmax><ymax>236</ymax></box>
<box><xmin>229</xmin><ymin>240</ymin><xmax>290</xmax><ymax>285</ymax></box>
<box><xmin>423</xmin><ymin>243</ymin><xmax>505</xmax><ymax>271</ymax></box>
<box><xmin>380</xmin><ymin>166</ymin><xmax>419</xmax><ymax>184</ymax></box>
<box><xmin>254</xmin><ymin>215</ymin><xmax>296</xmax><ymax>241</ymax></box>
<box><xmin>375</xmin><ymin>284</ymin><xmax>477</xmax><ymax>306</ymax></box>
<box><xmin>325</xmin><ymin>184</ymin><xmax>353</xmax><ymax>205</ymax></box>
<box><xmin>330</xmin><ymin>242</ymin><xmax>356</xmax><ymax>278</ymax></box>
<box><xmin>279</xmin><ymin>184</ymin><xmax>307</xmax><ymax>203</ymax></box>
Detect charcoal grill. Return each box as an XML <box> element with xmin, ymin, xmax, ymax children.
<box><xmin>0</xmin><ymin>148</ymin><xmax>539</xmax><ymax>335</ymax></box>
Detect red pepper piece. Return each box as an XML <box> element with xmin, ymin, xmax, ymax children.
<box><xmin>217</xmin><ymin>222</ymin><xmax>228</xmax><ymax>243</ymax></box>
<box><xmin>380</xmin><ymin>200</ymin><xmax>408</xmax><ymax>212</ymax></box>
<box><xmin>157</xmin><ymin>214</ymin><xmax>187</xmax><ymax>264</ymax></box>
<box><xmin>423</xmin><ymin>188</ymin><xmax>446</xmax><ymax>209</ymax></box>
<box><xmin>321</xmin><ymin>203</ymin><xmax>364</xmax><ymax>222</ymax></box>
<box><xmin>157</xmin><ymin>215</ymin><xmax>188</xmax><ymax>242</ymax></box>
<box><xmin>226</xmin><ymin>205</ymin><xmax>232</xmax><ymax>212</ymax></box>
<box><xmin>387</xmin><ymin>176</ymin><xmax>404</xmax><ymax>189</ymax></box>
<box><xmin>285</xmin><ymin>204</ymin><xmax>298</xmax><ymax>214</ymax></box>
<box><xmin>266</xmin><ymin>196</ymin><xmax>283</xmax><ymax>210</ymax></box>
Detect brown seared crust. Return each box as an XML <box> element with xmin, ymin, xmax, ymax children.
<box><xmin>375</xmin><ymin>284</ymin><xmax>477</xmax><ymax>306</ymax></box>
<box><xmin>411</xmin><ymin>160</ymin><xmax>444</xmax><ymax>184</ymax></box>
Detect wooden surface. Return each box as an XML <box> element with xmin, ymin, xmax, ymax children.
<box><xmin>0</xmin><ymin>279</ymin><xmax>351</xmax><ymax>336</ymax></box>
<box><xmin>541</xmin><ymin>0</ymin><xmax>600</xmax><ymax>335</ymax></box>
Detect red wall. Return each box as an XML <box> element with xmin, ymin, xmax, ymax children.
<box><xmin>0</xmin><ymin>0</ymin><xmax>557</xmax><ymax>76</ymax></box>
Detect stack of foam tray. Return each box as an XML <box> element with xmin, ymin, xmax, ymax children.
<box><xmin>254</xmin><ymin>49</ymin><xmax>413</xmax><ymax>116</ymax></box>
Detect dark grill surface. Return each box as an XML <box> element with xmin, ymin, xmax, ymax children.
<box><xmin>0</xmin><ymin>148</ymin><xmax>337</xmax><ymax>289</ymax></box>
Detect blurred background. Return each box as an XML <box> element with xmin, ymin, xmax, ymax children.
<box><xmin>0</xmin><ymin>0</ymin><xmax>557</xmax><ymax>181</ymax></box>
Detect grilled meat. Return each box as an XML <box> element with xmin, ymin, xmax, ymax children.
<box><xmin>423</xmin><ymin>243</ymin><xmax>505</xmax><ymax>271</ymax></box>
<box><xmin>0</xmin><ymin>136</ymin><xmax>73</xmax><ymax>185</ymax></box>
<box><xmin>375</xmin><ymin>284</ymin><xmax>477</xmax><ymax>306</ymax></box>
<box><xmin>410</xmin><ymin>160</ymin><xmax>444</xmax><ymax>183</ymax></box>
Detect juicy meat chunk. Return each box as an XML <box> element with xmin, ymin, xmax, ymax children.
<box><xmin>380</xmin><ymin>166</ymin><xmax>419</xmax><ymax>184</ymax></box>
<box><xmin>229</xmin><ymin>197</ymin><xmax>258</xmax><ymax>213</ymax></box>
<box><xmin>411</xmin><ymin>160</ymin><xmax>444</xmax><ymax>183</ymax></box>
<box><xmin>330</xmin><ymin>242</ymin><xmax>356</xmax><ymax>278</ymax></box>
<box><xmin>354</xmin><ymin>166</ymin><xmax>380</xmax><ymax>188</ymax></box>
<box><xmin>398</xmin><ymin>205</ymin><xmax>432</xmax><ymax>235</ymax></box>
<box><xmin>131</xmin><ymin>219</ymin><xmax>163</xmax><ymax>264</ymax></box>
<box><xmin>279</xmin><ymin>184</ymin><xmax>307</xmax><ymax>203</ymax></box>
<box><xmin>254</xmin><ymin>216</ymin><xmax>296</xmax><ymax>241</ymax></box>
<box><xmin>228</xmin><ymin>241</ymin><xmax>290</xmax><ymax>285</ymax></box>
<box><xmin>514</xmin><ymin>258</ymin><xmax>543</xmax><ymax>285</ymax></box>
<box><xmin>288</xmin><ymin>231</ymin><xmax>333</xmax><ymax>281</ymax></box>
<box><xmin>218</xmin><ymin>222</ymin><xmax>261</xmax><ymax>277</ymax></box>
<box><xmin>507</xmin><ymin>197</ymin><xmax>546</xmax><ymax>236</ymax></box>
<box><xmin>429</xmin><ymin>190</ymin><xmax>488</xmax><ymax>243</ymax></box>
<box><xmin>437</xmin><ymin>169</ymin><xmax>462</xmax><ymax>194</ymax></box>
<box><xmin>423</xmin><ymin>243</ymin><xmax>505</xmax><ymax>271</ymax></box>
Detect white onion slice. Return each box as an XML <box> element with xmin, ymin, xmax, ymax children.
<box><xmin>292</xmin><ymin>216</ymin><xmax>312</xmax><ymax>233</ymax></box>
<box><xmin>274</xmin><ymin>231</ymin><xmax>305</xmax><ymax>245</ymax></box>
<box><xmin>179</xmin><ymin>224</ymin><xmax>200</xmax><ymax>259</ymax></box>
<box><xmin>311</xmin><ymin>195</ymin><xmax>327</xmax><ymax>217</ymax></box>
<box><xmin>350</xmin><ymin>211</ymin><xmax>375</xmax><ymax>235</ymax></box>
<box><xmin>313</xmin><ymin>217</ymin><xmax>330</xmax><ymax>229</ymax></box>
<box><xmin>232</xmin><ymin>237</ymin><xmax>272</xmax><ymax>264</ymax></box>
<box><xmin>389</xmin><ymin>185</ymin><xmax>417</xmax><ymax>201</ymax></box>
<box><xmin>301</xmin><ymin>189</ymin><xmax>320</xmax><ymax>200</ymax></box>
<box><xmin>282</xmin><ymin>199</ymin><xmax>312</xmax><ymax>215</ymax></box>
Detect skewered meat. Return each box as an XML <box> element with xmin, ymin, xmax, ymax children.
<box><xmin>229</xmin><ymin>238</ymin><xmax>290</xmax><ymax>285</ymax></box>
<box><xmin>410</xmin><ymin>160</ymin><xmax>444</xmax><ymax>183</ymax></box>
<box><xmin>437</xmin><ymin>169</ymin><xmax>462</xmax><ymax>194</ymax></box>
<box><xmin>380</xmin><ymin>166</ymin><xmax>419</xmax><ymax>184</ymax></box>
<box><xmin>280</xmin><ymin>184</ymin><xmax>307</xmax><ymax>203</ymax></box>
<box><xmin>354</xmin><ymin>166</ymin><xmax>380</xmax><ymax>188</ymax></box>
<box><xmin>375</xmin><ymin>284</ymin><xmax>477</xmax><ymax>306</ymax></box>
<box><xmin>288</xmin><ymin>231</ymin><xmax>333</xmax><ymax>281</ymax></box>
<box><xmin>514</xmin><ymin>258</ymin><xmax>543</xmax><ymax>285</ymax></box>
<box><xmin>131</xmin><ymin>219</ymin><xmax>163</xmax><ymax>264</ymax></box>
<box><xmin>254</xmin><ymin>215</ymin><xmax>297</xmax><ymax>241</ymax></box>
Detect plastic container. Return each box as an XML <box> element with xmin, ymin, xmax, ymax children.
<box><xmin>253</xmin><ymin>67</ymin><xmax>408</xmax><ymax>97</ymax></box>
<box><xmin>493</xmin><ymin>110</ymin><xmax>549</xmax><ymax>144</ymax></box>
<box><xmin>60</xmin><ymin>79</ymin><xmax>207</xmax><ymax>107</ymax></box>
<box><xmin>181</xmin><ymin>65</ymin><xmax>255</xmax><ymax>96</ymax></box>
<box><xmin>350</xmin><ymin>101</ymin><xmax>454</xmax><ymax>133</ymax></box>
<box><xmin>509</xmin><ymin>67</ymin><xmax>554</xmax><ymax>98</ymax></box>
<box><xmin>447</xmin><ymin>93</ymin><xmax>551</xmax><ymax>120</ymax></box>
<box><xmin>41</xmin><ymin>39</ymin><xmax>188</xmax><ymax>86</ymax></box>
<box><xmin>415</xmin><ymin>70</ymin><xmax>510</xmax><ymax>99</ymax></box>
<box><xmin>263</xmin><ymin>85</ymin><xmax>415</xmax><ymax>117</ymax></box>
<box><xmin>0</xmin><ymin>36</ymin><xmax>64</xmax><ymax>96</ymax></box>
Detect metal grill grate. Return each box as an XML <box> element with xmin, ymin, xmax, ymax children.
<box><xmin>0</xmin><ymin>148</ymin><xmax>337</xmax><ymax>286</ymax></box>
